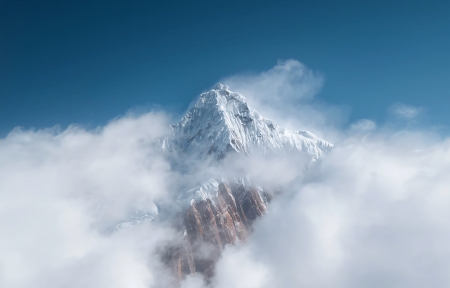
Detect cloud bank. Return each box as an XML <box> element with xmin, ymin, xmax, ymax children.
<box><xmin>206</xmin><ymin>131</ymin><xmax>450</xmax><ymax>288</ymax></box>
<box><xmin>2</xmin><ymin>60</ymin><xmax>449</xmax><ymax>288</ymax></box>
<box><xmin>0</xmin><ymin>113</ymin><xmax>179</xmax><ymax>288</ymax></box>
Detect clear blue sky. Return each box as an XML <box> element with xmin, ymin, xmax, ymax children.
<box><xmin>1</xmin><ymin>0</ymin><xmax>449</xmax><ymax>135</ymax></box>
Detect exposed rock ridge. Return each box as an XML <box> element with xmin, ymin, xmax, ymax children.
<box><xmin>168</xmin><ymin>181</ymin><xmax>270</xmax><ymax>280</ymax></box>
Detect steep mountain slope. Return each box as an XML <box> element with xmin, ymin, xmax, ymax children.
<box><xmin>160</xmin><ymin>84</ymin><xmax>333</xmax><ymax>280</ymax></box>
<box><xmin>164</xmin><ymin>83</ymin><xmax>332</xmax><ymax>163</ymax></box>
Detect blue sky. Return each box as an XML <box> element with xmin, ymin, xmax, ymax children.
<box><xmin>1</xmin><ymin>0</ymin><xmax>449</xmax><ymax>135</ymax></box>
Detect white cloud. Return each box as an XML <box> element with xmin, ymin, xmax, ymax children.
<box><xmin>212</xmin><ymin>246</ymin><xmax>270</xmax><ymax>288</ymax></box>
<box><xmin>221</xmin><ymin>59</ymin><xmax>323</xmax><ymax>104</ymax></box>
<box><xmin>202</xmin><ymin>61</ymin><xmax>450</xmax><ymax>288</ymax></box>
<box><xmin>1</xmin><ymin>60</ymin><xmax>449</xmax><ymax>288</ymax></box>
<box><xmin>389</xmin><ymin>102</ymin><xmax>422</xmax><ymax>119</ymax></box>
<box><xmin>221</xmin><ymin>59</ymin><xmax>348</xmax><ymax>141</ymax></box>
<box><xmin>208</xmin><ymin>130</ymin><xmax>450</xmax><ymax>288</ymax></box>
<box><xmin>350</xmin><ymin>119</ymin><xmax>377</xmax><ymax>133</ymax></box>
<box><xmin>0</xmin><ymin>112</ymin><xmax>178</xmax><ymax>288</ymax></box>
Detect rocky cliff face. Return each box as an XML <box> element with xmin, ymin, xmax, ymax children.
<box><xmin>166</xmin><ymin>181</ymin><xmax>271</xmax><ymax>280</ymax></box>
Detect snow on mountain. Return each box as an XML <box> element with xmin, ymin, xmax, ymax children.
<box><xmin>108</xmin><ymin>209</ymin><xmax>157</xmax><ymax>233</ymax></box>
<box><xmin>161</xmin><ymin>83</ymin><xmax>333</xmax><ymax>206</ymax></box>
<box><xmin>162</xmin><ymin>85</ymin><xmax>334</xmax><ymax>278</ymax></box>
<box><xmin>114</xmin><ymin>84</ymin><xmax>332</xmax><ymax>231</ymax></box>
<box><xmin>177</xmin><ymin>178</ymin><xmax>219</xmax><ymax>205</ymax></box>
<box><xmin>164</xmin><ymin>83</ymin><xmax>332</xmax><ymax>163</ymax></box>
<box><xmin>111</xmin><ymin>84</ymin><xmax>334</xmax><ymax>279</ymax></box>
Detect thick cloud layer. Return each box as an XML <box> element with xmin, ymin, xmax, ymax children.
<box><xmin>205</xmin><ymin>131</ymin><xmax>450</xmax><ymax>288</ymax></box>
<box><xmin>2</xmin><ymin>61</ymin><xmax>450</xmax><ymax>288</ymax></box>
<box><xmin>0</xmin><ymin>113</ymin><xmax>179</xmax><ymax>288</ymax></box>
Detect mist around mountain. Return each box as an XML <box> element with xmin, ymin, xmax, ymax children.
<box><xmin>1</xmin><ymin>60</ymin><xmax>450</xmax><ymax>288</ymax></box>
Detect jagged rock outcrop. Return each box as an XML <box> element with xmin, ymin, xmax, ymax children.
<box><xmin>167</xmin><ymin>182</ymin><xmax>271</xmax><ymax>280</ymax></box>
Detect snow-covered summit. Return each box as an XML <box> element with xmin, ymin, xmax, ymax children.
<box><xmin>165</xmin><ymin>84</ymin><xmax>332</xmax><ymax>162</ymax></box>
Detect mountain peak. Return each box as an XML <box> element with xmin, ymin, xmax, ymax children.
<box><xmin>212</xmin><ymin>83</ymin><xmax>229</xmax><ymax>91</ymax></box>
<box><xmin>165</xmin><ymin>86</ymin><xmax>332</xmax><ymax>162</ymax></box>
<box><xmin>193</xmin><ymin>83</ymin><xmax>247</xmax><ymax>112</ymax></box>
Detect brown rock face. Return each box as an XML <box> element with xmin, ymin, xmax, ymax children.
<box><xmin>168</xmin><ymin>181</ymin><xmax>270</xmax><ymax>280</ymax></box>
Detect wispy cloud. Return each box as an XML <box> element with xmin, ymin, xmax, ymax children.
<box><xmin>349</xmin><ymin>119</ymin><xmax>377</xmax><ymax>133</ymax></box>
<box><xmin>221</xmin><ymin>59</ymin><xmax>348</xmax><ymax>141</ymax></box>
<box><xmin>221</xmin><ymin>59</ymin><xmax>324</xmax><ymax>104</ymax></box>
<box><xmin>389</xmin><ymin>102</ymin><xmax>422</xmax><ymax>119</ymax></box>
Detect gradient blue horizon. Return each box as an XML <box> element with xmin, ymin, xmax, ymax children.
<box><xmin>1</xmin><ymin>0</ymin><xmax>449</xmax><ymax>136</ymax></box>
